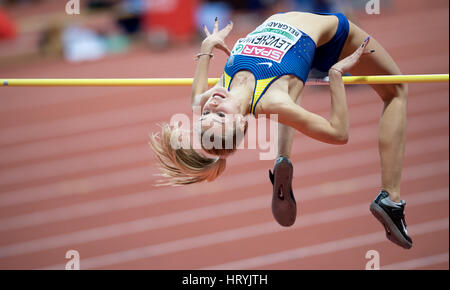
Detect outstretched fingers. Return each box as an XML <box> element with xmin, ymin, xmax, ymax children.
<box><xmin>214</xmin><ymin>17</ymin><xmax>219</xmax><ymax>33</ymax></box>
<box><xmin>360</xmin><ymin>36</ymin><xmax>376</xmax><ymax>56</ymax></box>
<box><xmin>331</xmin><ymin>36</ymin><xmax>378</xmax><ymax>73</ymax></box>
<box><xmin>217</xmin><ymin>19</ymin><xmax>233</xmax><ymax>38</ymax></box>
<box><xmin>201</xmin><ymin>17</ymin><xmax>233</xmax><ymax>56</ymax></box>
<box><xmin>203</xmin><ymin>25</ymin><xmax>211</xmax><ymax>37</ymax></box>
<box><xmin>223</xmin><ymin>21</ymin><xmax>233</xmax><ymax>33</ymax></box>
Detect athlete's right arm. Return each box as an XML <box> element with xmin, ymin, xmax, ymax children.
<box><xmin>191</xmin><ymin>18</ymin><xmax>233</xmax><ymax>108</ymax></box>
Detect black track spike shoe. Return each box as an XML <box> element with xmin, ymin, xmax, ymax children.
<box><xmin>269</xmin><ymin>157</ymin><xmax>297</xmax><ymax>227</ymax></box>
<box><xmin>370</xmin><ymin>190</ymin><xmax>412</xmax><ymax>249</ymax></box>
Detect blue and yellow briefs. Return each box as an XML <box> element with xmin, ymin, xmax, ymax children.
<box><xmin>223</xmin><ymin>12</ymin><xmax>350</xmax><ymax>115</ymax></box>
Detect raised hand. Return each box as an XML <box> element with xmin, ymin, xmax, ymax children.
<box><xmin>331</xmin><ymin>36</ymin><xmax>375</xmax><ymax>74</ymax></box>
<box><xmin>202</xmin><ymin>17</ymin><xmax>233</xmax><ymax>56</ymax></box>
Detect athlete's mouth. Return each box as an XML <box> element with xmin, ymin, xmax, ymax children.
<box><xmin>212</xmin><ymin>93</ymin><xmax>226</xmax><ymax>99</ymax></box>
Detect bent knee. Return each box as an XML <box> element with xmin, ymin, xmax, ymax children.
<box><xmin>378</xmin><ymin>83</ymin><xmax>408</xmax><ymax>103</ymax></box>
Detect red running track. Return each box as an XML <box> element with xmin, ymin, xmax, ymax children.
<box><xmin>0</xmin><ymin>0</ymin><xmax>448</xmax><ymax>270</ymax></box>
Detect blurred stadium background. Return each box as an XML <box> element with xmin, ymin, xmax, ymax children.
<box><xmin>0</xmin><ymin>0</ymin><xmax>448</xmax><ymax>270</ymax></box>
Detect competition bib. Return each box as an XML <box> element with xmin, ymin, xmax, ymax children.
<box><xmin>231</xmin><ymin>21</ymin><xmax>302</xmax><ymax>63</ymax></box>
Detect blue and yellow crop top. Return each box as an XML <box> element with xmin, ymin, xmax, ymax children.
<box><xmin>223</xmin><ymin>20</ymin><xmax>316</xmax><ymax>115</ymax></box>
<box><xmin>223</xmin><ymin>13</ymin><xmax>350</xmax><ymax>115</ymax></box>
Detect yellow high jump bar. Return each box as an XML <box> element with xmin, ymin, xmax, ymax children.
<box><xmin>0</xmin><ymin>74</ymin><xmax>448</xmax><ymax>87</ymax></box>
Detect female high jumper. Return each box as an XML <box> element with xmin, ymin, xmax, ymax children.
<box><xmin>150</xmin><ymin>12</ymin><xmax>411</xmax><ymax>249</ymax></box>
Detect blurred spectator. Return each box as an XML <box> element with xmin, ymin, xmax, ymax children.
<box><xmin>0</xmin><ymin>8</ymin><xmax>16</xmax><ymax>40</ymax></box>
<box><xmin>38</xmin><ymin>20</ymin><xmax>64</xmax><ymax>57</ymax></box>
<box><xmin>143</xmin><ymin>0</ymin><xmax>198</xmax><ymax>49</ymax></box>
<box><xmin>62</xmin><ymin>25</ymin><xmax>107</xmax><ymax>62</ymax></box>
<box><xmin>87</xmin><ymin>0</ymin><xmax>119</xmax><ymax>10</ymax></box>
<box><xmin>115</xmin><ymin>0</ymin><xmax>147</xmax><ymax>35</ymax></box>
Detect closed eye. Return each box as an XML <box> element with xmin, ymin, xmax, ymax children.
<box><xmin>202</xmin><ymin>111</ymin><xmax>210</xmax><ymax>116</ymax></box>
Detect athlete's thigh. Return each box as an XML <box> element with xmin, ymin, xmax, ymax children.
<box><xmin>340</xmin><ymin>21</ymin><xmax>405</xmax><ymax>100</ymax></box>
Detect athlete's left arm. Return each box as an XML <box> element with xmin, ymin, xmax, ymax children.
<box><xmin>270</xmin><ymin>36</ymin><xmax>374</xmax><ymax>145</ymax></box>
<box><xmin>271</xmin><ymin>89</ymin><xmax>349</xmax><ymax>145</ymax></box>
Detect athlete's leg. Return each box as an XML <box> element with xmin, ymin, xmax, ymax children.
<box><xmin>276</xmin><ymin>81</ymin><xmax>304</xmax><ymax>158</ymax></box>
<box><xmin>340</xmin><ymin>21</ymin><xmax>408</xmax><ymax>203</ymax></box>
<box><xmin>339</xmin><ymin>21</ymin><xmax>412</xmax><ymax>249</ymax></box>
<box><xmin>271</xmin><ymin>86</ymin><xmax>302</xmax><ymax>227</ymax></box>
<box><xmin>277</xmin><ymin>118</ymin><xmax>296</xmax><ymax>158</ymax></box>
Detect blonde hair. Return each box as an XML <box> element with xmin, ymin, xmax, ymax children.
<box><xmin>149</xmin><ymin>122</ymin><xmax>247</xmax><ymax>186</ymax></box>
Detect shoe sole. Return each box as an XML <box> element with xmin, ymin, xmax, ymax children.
<box><xmin>272</xmin><ymin>160</ymin><xmax>296</xmax><ymax>227</ymax></box>
<box><xmin>370</xmin><ymin>202</ymin><xmax>412</xmax><ymax>249</ymax></box>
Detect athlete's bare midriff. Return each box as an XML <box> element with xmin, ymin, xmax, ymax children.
<box><xmin>265</xmin><ymin>12</ymin><xmax>339</xmax><ymax>47</ymax></box>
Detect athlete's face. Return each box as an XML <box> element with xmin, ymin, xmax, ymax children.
<box><xmin>200</xmin><ymin>87</ymin><xmax>245</xmax><ymax>138</ymax></box>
